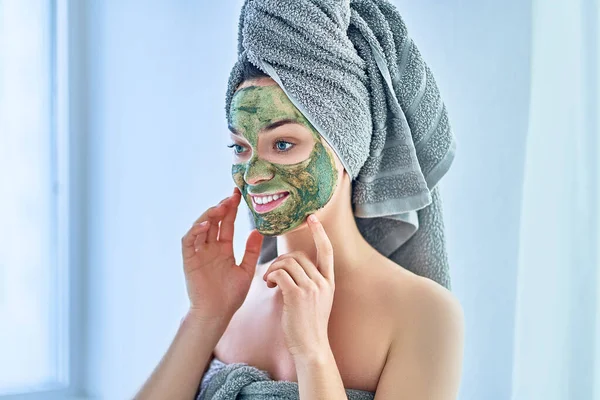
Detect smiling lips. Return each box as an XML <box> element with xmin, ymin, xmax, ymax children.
<box><xmin>250</xmin><ymin>191</ymin><xmax>290</xmax><ymax>214</ymax></box>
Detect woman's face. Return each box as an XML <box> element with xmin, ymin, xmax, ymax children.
<box><xmin>228</xmin><ymin>79</ymin><xmax>339</xmax><ymax>236</ymax></box>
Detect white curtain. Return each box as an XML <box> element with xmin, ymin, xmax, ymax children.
<box><xmin>511</xmin><ymin>0</ymin><xmax>600</xmax><ymax>399</ymax></box>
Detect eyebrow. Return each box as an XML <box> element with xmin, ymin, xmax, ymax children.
<box><xmin>228</xmin><ymin>118</ymin><xmax>300</xmax><ymax>136</ymax></box>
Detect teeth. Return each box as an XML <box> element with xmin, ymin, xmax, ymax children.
<box><xmin>253</xmin><ymin>193</ymin><xmax>286</xmax><ymax>206</ymax></box>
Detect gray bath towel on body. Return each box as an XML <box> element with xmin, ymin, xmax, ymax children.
<box><xmin>196</xmin><ymin>357</ymin><xmax>375</xmax><ymax>400</ymax></box>
<box><xmin>225</xmin><ymin>0</ymin><xmax>457</xmax><ymax>289</ymax></box>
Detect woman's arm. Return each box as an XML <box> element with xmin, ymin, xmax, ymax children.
<box><xmin>373</xmin><ymin>280</ymin><xmax>465</xmax><ymax>399</ymax></box>
<box><xmin>294</xmin><ymin>347</ymin><xmax>348</xmax><ymax>400</ymax></box>
<box><xmin>133</xmin><ymin>189</ymin><xmax>263</xmax><ymax>399</ymax></box>
<box><xmin>133</xmin><ymin>310</ymin><xmax>231</xmax><ymax>400</ymax></box>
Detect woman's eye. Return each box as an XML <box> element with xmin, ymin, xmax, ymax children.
<box><xmin>275</xmin><ymin>140</ymin><xmax>294</xmax><ymax>152</ymax></box>
<box><xmin>227</xmin><ymin>143</ymin><xmax>247</xmax><ymax>155</ymax></box>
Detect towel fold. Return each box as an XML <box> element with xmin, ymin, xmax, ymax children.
<box><xmin>196</xmin><ymin>357</ymin><xmax>375</xmax><ymax>400</ymax></box>
<box><xmin>226</xmin><ymin>0</ymin><xmax>456</xmax><ymax>289</ymax></box>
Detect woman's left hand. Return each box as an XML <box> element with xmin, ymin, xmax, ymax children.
<box><xmin>262</xmin><ymin>214</ymin><xmax>335</xmax><ymax>360</ymax></box>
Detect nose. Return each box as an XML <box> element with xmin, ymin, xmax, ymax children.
<box><xmin>244</xmin><ymin>157</ymin><xmax>275</xmax><ymax>185</ymax></box>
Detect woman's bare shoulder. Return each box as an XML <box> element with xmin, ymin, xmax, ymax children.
<box><xmin>365</xmin><ymin>257</ymin><xmax>463</xmax><ymax>330</ymax></box>
<box><xmin>400</xmin><ymin>273</ymin><xmax>462</xmax><ymax>323</ymax></box>
<box><xmin>388</xmin><ymin>270</ymin><xmax>463</xmax><ymax>358</ymax></box>
<box><xmin>364</xmin><ymin>260</ymin><xmax>464</xmax><ymax>397</ymax></box>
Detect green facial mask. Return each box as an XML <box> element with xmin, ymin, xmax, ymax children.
<box><xmin>229</xmin><ymin>84</ymin><xmax>338</xmax><ymax>236</ymax></box>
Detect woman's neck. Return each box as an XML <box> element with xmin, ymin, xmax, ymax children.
<box><xmin>275</xmin><ymin>197</ymin><xmax>376</xmax><ymax>280</ymax></box>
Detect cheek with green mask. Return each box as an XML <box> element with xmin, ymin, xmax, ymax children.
<box><xmin>230</xmin><ymin>85</ymin><xmax>339</xmax><ymax>236</ymax></box>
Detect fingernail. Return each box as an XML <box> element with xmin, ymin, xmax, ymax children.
<box><xmin>199</xmin><ymin>221</ymin><xmax>208</xmax><ymax>227</ymax></box>
<box><xmin>308</xmin><ymin>215</ymin><xmax>317</xmax><ymax>223</ymax></box>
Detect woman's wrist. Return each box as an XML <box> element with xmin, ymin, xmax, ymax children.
<box><xmin>292</xmin><ymin>343</ymin><xmax>334</xmax><ymax>367</ymax></box>
<box><xmin>181</xmin><ymin>308</ymin><xmax>233</xmax><ymax>332</ymax></box>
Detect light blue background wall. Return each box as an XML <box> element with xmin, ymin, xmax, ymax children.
<box><xmin>79</xmin><ymin>1</ymin><xmax>532</xmax><ymax>398</ymax></box>
<box><xmin>399</xmin><ymin>2</ymin><xmax>532</xmax><ymax>400</ymax></box>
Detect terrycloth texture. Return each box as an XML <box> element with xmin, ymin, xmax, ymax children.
<box><xmin>226</xmin><ymin>0</ymin><xmax>456</xmax><ymax>289</ymax></box>
<box><xmin>196</xmin><ymin>356</ymin><xmax>375</xmax><ymax>400</ymax></box>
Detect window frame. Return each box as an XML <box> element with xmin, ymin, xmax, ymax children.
<box><xmin>1</xmin><ymin>0</ymin><xmax>87</xmax><ymax>399</ymax></box>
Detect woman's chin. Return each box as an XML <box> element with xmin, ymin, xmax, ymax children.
<box><xmin>256</xmin><ymin>219</ymin><xmax>307</xmax><ymax>237</ymax></box>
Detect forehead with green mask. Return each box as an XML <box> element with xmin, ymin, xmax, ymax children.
<box><xmin>228</xmin><ymin>83</ymin><xmax>338</xmax><ymax>236</ymax></box>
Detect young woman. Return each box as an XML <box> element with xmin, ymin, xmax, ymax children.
<box><xmin>134</xmin><ymin>62</ymin><xmax>464</xmax><ymax>399</ymax></box>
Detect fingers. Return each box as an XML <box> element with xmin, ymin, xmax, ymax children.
<box><xmin>266</xmin><ymin>269</ymin><xmax>296</xmax><ymax>292</ymax></box>
<box><xmin>306</xmin><ymin>214</ymin><xmax>334</xmax><ymax>282</ymax></box>
<box><xmin>186</xmin><ymin>189</ymin><xmax>240</xmax><ymax>251</ymax></box>
<box><xmin>218</xmin><ymin>188</ymin><xmax>241</xmax><ymax>243</ymax></box>
<box><xmin>193</xmin><ymin>221</ymin><xmax>211</xmax><ymax>250</ymax></box>
<box><xmin>181</xmin><ymin>220</ymin><xmax>211</xmax><ymax>260</ymax></box>
<box><xmin>264</xmin><ymin>251</ymin><xmax>321</xmax><ymax>283</ymax></box>
<box><xmin>192</xmin><ymin>200</ymin><xmax>221</xmax><ymax>225</ymax></box>
<box><xmin>265</xmin><ymin>258</ymin><xmax>310</xmax><ymax>288</ymax></box>
<box><xmin>239</xmin><ymin>229</ymin><xmax>264</xmax><ymax>275</ymax></box>
<box><xmin>191</xmin><ymin>196</ymin><xmax>227</xmax><ymax>229</ymax></box>
<box><xmin>206</xmin><ymin>194</ymin><xmax>235</xmax><ymax>244</ymax></box>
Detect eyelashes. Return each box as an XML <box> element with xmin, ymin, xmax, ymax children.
<box><xmin>274</xmin><ymin>140</ymin><xmax>294</xmax><ymax>152</ymax></box>
<box><xmin>227</xmin><ymin>140</ymin><xmax>296</xmax><ymax>155</ymax></box>
<box><xmin>227</xmin><ymin>143</ymin><xmax>247</xmax><ymax>155</ymax></box>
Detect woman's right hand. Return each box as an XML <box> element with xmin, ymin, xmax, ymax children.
<box><xmin>181</xmin><ymin>187</ymin><xmax>264</xmax><ymax>321</ymax></box>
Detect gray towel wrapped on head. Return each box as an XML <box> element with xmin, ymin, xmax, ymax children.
<box><xmin>225</xmin><ymin>0</ymin><xmax>456</xmax><ymax>289</ymax></box>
